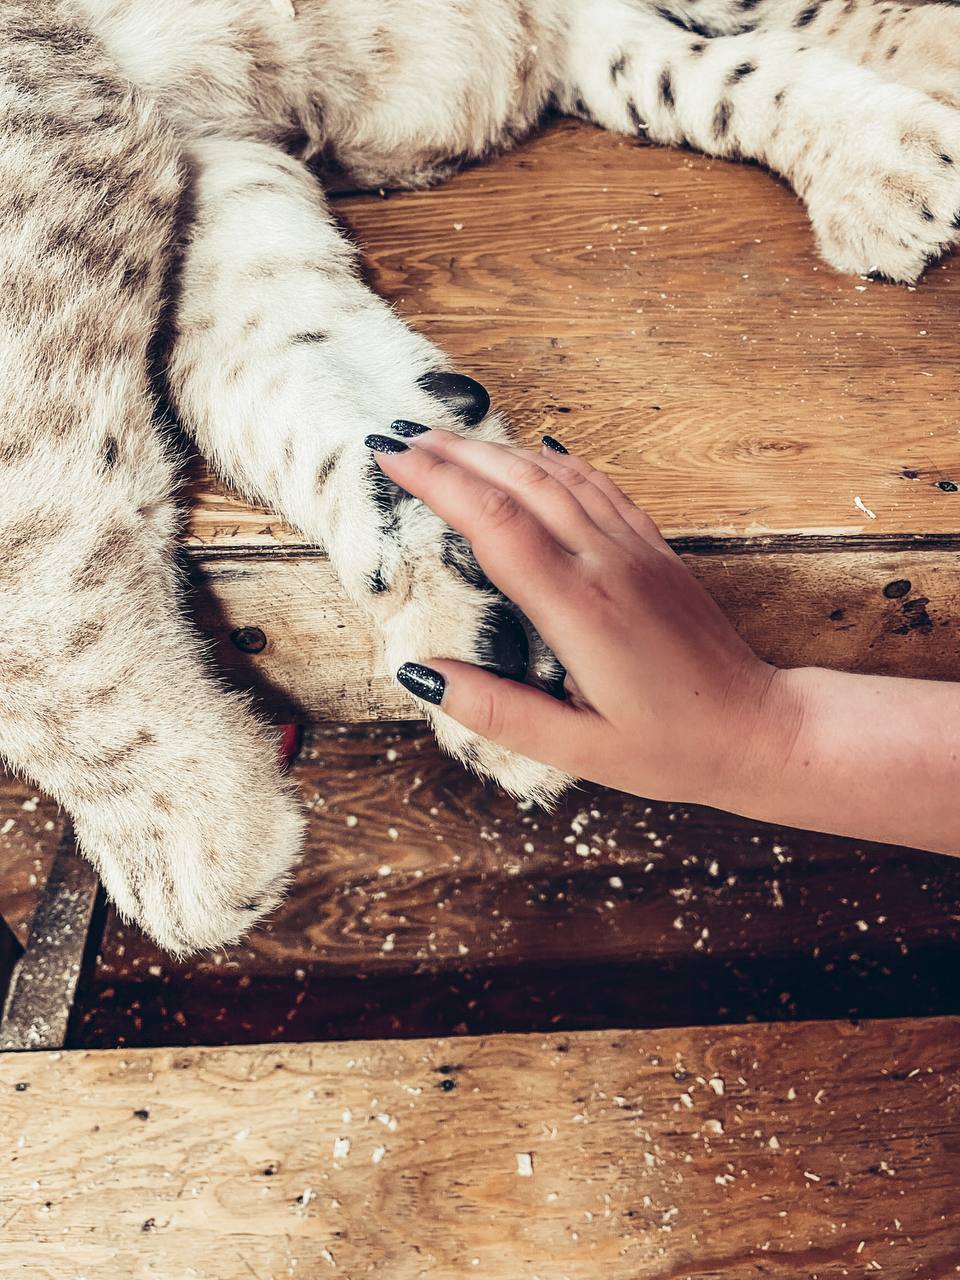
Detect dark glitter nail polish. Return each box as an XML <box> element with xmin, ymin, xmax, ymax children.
<box><xmin>365</xmin><ymin>433</ymin><xmax>408</xmax><ymax>454</ymax></box>
<box><xmin>390</xmin><ymin>420</ymin><xmax>430</xmax><ymax>438</ymax></box>
<box><xmin>396</xmin><ymin>662</ymin><xmax>445</xmax><ymax>705</ymax></box>
<box><xmin>542</xmin><ymin>435</ymin><xmax>568</xmax><ymax>455</ymax></box>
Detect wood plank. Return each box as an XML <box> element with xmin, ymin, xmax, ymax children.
<box><xmin>2</xmin><ymin>1019</ymin><xmax>958</xmax><ymax>1279</ymax></box>
<box><xmin>77</xmin><ymin>724</ymin><xmax>960</xmax><ymax>1048</ymax></box>
<box><xmin>181</xmin><ymin>119</ymin><xmax>960</xmax><ymax>552</ymax></box>
<box><xmin>0</xmin><ymin>781</ymin><xmax>65</xmax><ymax>949</ymax></box>
<box><xmin>1</xmin><ymin>832</ymin><xmax>100</xmax><ymax>1052</ymax></box>
<box><xmin>0</xmin><ymin>916</ymin><xmax>20</xmax><ymax>1012</ymax></box>
<box><xmin>189</xmin><ymin>547</ymin><xmax>960</xmax><ymax>721</ymax></box>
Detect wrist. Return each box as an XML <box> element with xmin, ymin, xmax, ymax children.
<box><xmin>707</xmin><ymin>663</ymin><xmax>815</xmax><ymax>819</ymax></box>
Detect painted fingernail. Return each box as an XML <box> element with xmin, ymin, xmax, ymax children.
<box><xmin>390</xmin><ymin>420</ymin><xmax>430</xmax><ymax>438</ymax></box>
<box><xmin>418</xmin><ymin>370</ymin><xmax>490</xmax><ymax>426</ymax></box>
<box><xmin>542</xmin><ymin>435</ymin><xmax>568</xmax><ymax>454</ymax></box>
<box><xmin>397</xmin><ymin>662</ymin><xmax>445</xmax><ymax>705</ymax></box>
<box><xmin>365</xmin><ymin>434</ymin><xmax>408</xmax><ymax>454</ymax></box>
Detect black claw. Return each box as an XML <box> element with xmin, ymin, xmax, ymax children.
<box><xmin>541</xmin><ymin>662</ymin><xmax>568</xmax><ymax>700</ymax></box>
<box><xmin>441</xmin><ymin>530</ymin><xmax>494</xmax><ymax>591</ymax></box>
<box><xmin>417</xmin><ymin>370</ymin><xmax>490</xmax><ymax>426</ymax></box>
<box><xmin>479</xmin><ymin>605</ymin><xmax>528</xmax><ymax>681</ymax></box>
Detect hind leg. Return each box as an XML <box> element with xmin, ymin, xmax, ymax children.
<box><xmin>0</xmin><ymin>428</ymin><xmax>303</xmax><ymax>956</ymax></box>
<box><xmin>0</xmin><ymin>7</ymin><xmax>302</xmax><ymax>955</ymax></box>
<box><xmin>783</xmin><ymin>0</ymin><xmax>960</xmax><ymax>112</ymax></box>
<box><xmin>554</xmin><ymin>0</ymin><xmax>960</xmax><ymax>280</ymax></box>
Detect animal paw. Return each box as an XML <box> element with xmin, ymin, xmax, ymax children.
<box><xmin>72</xmin><ymin>718</ymin><xmax>304</xmax><ymax>956</ymax></box>
<box><xmin>804</xmin><ymin>88</ymin><xmax>960</xmax><ymax>282</ymax></box>
<box><xmin>379</xmin><ymin>524</ymin><xmax>571</xmax><ymax>806</ymax></box>
<box><xmin>369</xmin><ymin>375</ymin><xmax>572</xmax><ymax>806</ymax></box>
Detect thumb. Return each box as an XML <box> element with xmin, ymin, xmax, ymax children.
<box><xmin>395</xmin><ymin>659</ymin><xmax>591</xmax><ymax>769</ymax></box>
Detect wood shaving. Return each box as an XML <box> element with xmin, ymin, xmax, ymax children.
<box><xmin>854</xmin><ymin>495</ymin><xmax>877</xmax><ymax>520</ymax></box>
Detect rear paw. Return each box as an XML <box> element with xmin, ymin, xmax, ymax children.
<box><xmin>807</xmin><ymin>96</ymin><xmax>960</xmax><ymax>282</ymax></box>
<box><xmin>74</xmin><ymin>742</ymin><xmax>304</xmax><ymax>956</ymax></box>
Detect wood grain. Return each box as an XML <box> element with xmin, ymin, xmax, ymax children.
<box><xmin>181</xmin><ymin>119</ymin><xmax>960</xmax><ymax>551</ymax></box>
<box><xmin>0</xmin><ymin>783</ymin><xmax>64</xmax><ymax>949</ymax></box>
<box><xmin>190</xmin><ymin>548</ymin><xmax>960</xmax><ymax>720</ymax></box>
<box><xmin>0</xmin><ymin>917</ymin><xmax>20</xmax><ymax>1011</ymax></box>
<box><xmin>2</xmin><ymin>1019</ymin><xmax>958</xmax><ymax>1279</ymax></box>
<box><xmin>77</xmin><ymin>724</ymin><xmax>960</xmax><ymax>1048</ymax></box>
<box><xmin>0</xmin><ymin>831</ymin><xmax>100</xmax><ymax>1052</ymax></box>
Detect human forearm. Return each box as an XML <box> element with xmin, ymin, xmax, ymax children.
<box><xmin>728</xmin><ymin>668</ymin><xmax>960</xmax><ymax>855</ymax></box>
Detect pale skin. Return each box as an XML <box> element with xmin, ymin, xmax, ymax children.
<box><xmin>370</xmin><ymin>429</ymin><xmax>960</xmax><ymax>857</ymax></box>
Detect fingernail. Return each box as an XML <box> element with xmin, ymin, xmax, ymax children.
<box><xmin>390</xmin><ymin>419</ymin><xmax>430</xmax><ymax>438</ymax></box>
<box><xmin>542</xmin><ymin>435</ymin><xmax>568</xmax><ymax>454</ymax></box>
<box><xmin>365</xmin><ymin>433</ymin><xmax>408</xmax><ymax>454</ymax></box>
<box><xmin>396</xmin><ymin>662</ymin><xmax>446</xmax><ymax>705</ymax></box>
<box><xmin>418</xmin><ymin>370</ymin><xmax>490</xmax><ymax>426</ymax></box>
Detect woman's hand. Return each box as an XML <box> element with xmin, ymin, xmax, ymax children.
<box><xmin>367</xmin><ymin>428</ymin><xmax>802</xmax><ymax>811</ymax></box>
<box><xmin>370</xmin><ymin>427</ymin><xmax>960</xmax><ymax>856</ymax></box>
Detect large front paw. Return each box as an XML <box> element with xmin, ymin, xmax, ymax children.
<box><xmin>804</xmin><ymin>89</ymin><xmax>960</xmax><ymax>282</ymax></box>
<box><xmin>380</xmin><ymin>530</ymin><xmax>572</xmax><ymax>806</ymax></box>
<box><xmin>362</xmin><ymin>376</ymin><xmax>572</xmax><ymax>805</ymax></box>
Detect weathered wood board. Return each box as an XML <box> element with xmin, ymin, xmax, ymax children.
<box><xmin>190</xmin><ymin>548</ymin><xmax>960</xmax><ymax>721</ymax></box>
<box><xmin>1</xmin><ymin>1018</ymin><xmax>957</xmax><ymax>1279</ymax></box>
<box><xmin>0</xmin><ymin>831</ymin><xmax>100</xmax><ymax>1052</ymax></box>
<box><xmin>76</xmin><ymin>724</ymin><xmax>960</xmax><ymax>1048</ymax></box>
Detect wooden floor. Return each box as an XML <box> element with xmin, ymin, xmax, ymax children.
<box><xmin>2</xmin><ymin>119</ymin><xmax>960</xmax><ymax>1277</ymax></box>
<box><xmin>62</xmin><ymin>724</ymin><xmax>960</xmax><ymax>1047</ymax></box>
<box><xmin>3</xmin><ymin>1019</ymin><xmax>958</xmax><ymax>1279</ymax></box>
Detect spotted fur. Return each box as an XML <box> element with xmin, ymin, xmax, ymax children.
<box><xmin>4</xmin><ymin>0</ymin><xmax>960</xmax><ymax>950</ymax></box>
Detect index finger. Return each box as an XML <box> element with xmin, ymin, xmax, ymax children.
<box><xmin>366</xmin><ymin>435</ymin><xmax>577</xmax><ymax>624</ymax></box>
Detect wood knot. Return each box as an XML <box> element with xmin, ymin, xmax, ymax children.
<box><xmin>230</xmin><ymin>626</ymin><xmax>268</xmax><ymax>654</ymax></box>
